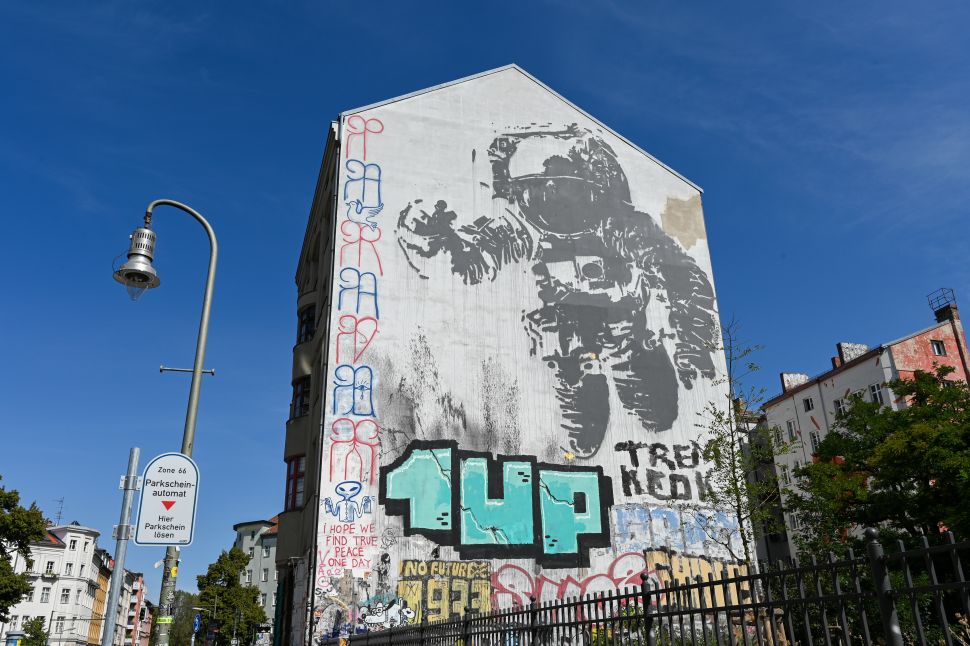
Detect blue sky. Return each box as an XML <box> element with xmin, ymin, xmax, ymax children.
<box><xmin>1</xmin><ymin>1</ymin><xmax>968</xmax><ymax>601</ymax></box>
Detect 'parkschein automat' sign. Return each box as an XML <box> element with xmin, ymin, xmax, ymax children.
<box><xmin>134</xmin><ymin>453</ymin><xmax>199</xmax><ymax>546</ymax></box>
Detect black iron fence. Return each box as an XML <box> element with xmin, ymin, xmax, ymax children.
<box><xmin>322</xmin><ymin>530</ymin><xmax>970</xmax><ymax>646</ymax></box>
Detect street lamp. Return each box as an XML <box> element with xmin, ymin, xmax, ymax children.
<box><xmin>114</xmin><ymin>199</ymin><xmax>218</xmax><ymax>646</ymax></box>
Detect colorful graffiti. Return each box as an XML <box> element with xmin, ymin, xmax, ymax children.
<box><xmin>379</xmin><ymin>440</ymin><xmax>613</xmax><ymax>567</ymax></box>
<box><xmin>397</xmin><ymin>560</ymin><xmax>491</xmax><ymax>623</ymax></box>
<box><xmin>492</xmin><ymin>550</ymin><xmax>748</xmax><ymax>608</ymax></box>
<box><xmin>314</xmin><ymin>114</ymin><xmax>388</xmax><ymax>646</ymax></box>
<box><xmin>611</xmin><ymin>504</ymin><xmax>743</xmax><ymax>562</ymax></box>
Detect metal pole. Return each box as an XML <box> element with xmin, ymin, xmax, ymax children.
<box><xmin>865</xmin><ymin>528</ymin><xmax>904</xmax><ymax>646</ymax></box>
<box><xmin>101</xmin><ymin>448</ymin><xmax>141</xmax><ymax>646</ymax></box>
<box><xmin>147</xmin><ymin>199</ymin><xmax>218</xmax><ymax>646</ymax></box>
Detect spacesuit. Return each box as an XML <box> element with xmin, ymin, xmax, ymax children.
<box><xmin>397</xmin><ymin>125</ymin><xmax>717</xmax><ymax>458</ymax></box>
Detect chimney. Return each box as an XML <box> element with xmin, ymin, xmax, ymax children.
<box><xmin>935</xmin><ymin>303</ymin><xmax>959</xmax><ymax>323</ymax></box>
<box><xmin>831</xmin><ymin>356</ymin><xmax>842</xmax><ymax>369</ymax></box>
<box><xmin>837</xmin><ymin>342</ymin><xmax>870</xmax><ymax>364</ymax></box>
<box><xmin>929</xmin><ymin>288</ymin><xmax>959</xmax><ymax>322</ymax></box>
<box><xmin>780</xmin><ymin>372</ymin><xmax>809</xmax><ymax>393</ymax></box>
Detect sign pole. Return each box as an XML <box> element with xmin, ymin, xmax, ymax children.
<box><xmin>101</xmin><ymin>448</ymin><xmax>141</xmax><ymax>646</ymax></box>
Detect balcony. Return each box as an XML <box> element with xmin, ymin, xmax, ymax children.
<box><xmin>41</xmin><ymin>571</ymin><xmax>58</xmax><ymax>579</ymax></box>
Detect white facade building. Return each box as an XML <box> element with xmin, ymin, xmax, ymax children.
<box><xmin>1</xmin><ymin>523</ymin><xmax>138</xmax><ymax>646</ymax></box>
<box><xmin>233</xmin><ymin>517</ymin><xmax>278</xmax><ymax>642</ymax></box>
<box><xmin>764</xmin><ymin>298</ymin><xmax>970</xmax><ymax>552</ymax></box>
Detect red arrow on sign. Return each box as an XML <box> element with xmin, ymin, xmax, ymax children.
<box><xmin>162</xmin><ymin>501</ymin><xmax>176</xmax><ymax>510</ymax></box>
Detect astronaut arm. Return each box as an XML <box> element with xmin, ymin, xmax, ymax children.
<box><xmin>396</xmin><ymin>201</ymin><xmax>532</xmax><ymax>284</ymax></box>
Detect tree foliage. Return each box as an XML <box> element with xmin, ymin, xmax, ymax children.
<box><xmin>0</xmin><ymin>475</ymin><xmax>48</xmax><ymax>622</ymax></box>
<box><xmin>693</xmin><ymin>320</ymin><xmax>795</xmax><ymax>563</ymax></box>
<box><xmin>22</xmin><ymin>616</ymin><xmax>48</xmax><ymax>646</ymax></box>
<box><xmin>167</xmin><ymin>590</ymin><xmax>200</xmax><ymax>646</ymax></box>
<box><xmin>785</xmin><ymin>366</ymin><xmax>970</xmax><ymax>557</ymax></box>
<box><xmin>196</xmin><ymin>547</ymin><xmax>267</xmax><ymax>646</ymax></box>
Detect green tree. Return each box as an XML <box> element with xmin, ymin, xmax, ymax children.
<box><xmin>22</xmin><ymin>616</ymin><xmax>48</xmax><ymax>646</ymax></box>
<box><xmin>197</xmin><ymin>547</ymin><xmax>266</xmax><ymax>646</ymax></box>
<box><xmin>785</xmin><ymin>366</ymin><xmax>970</xmax><ymax>557</ymax></box>
<box><xmin>167</xmin><ymin>590</ymin><xmax>200</xmax><ymax>646</ymax></box>
<box><xmin>0</xmin><ymin>476</ymin><xmax>48</xmax><ymax>621</ymax></box>
<box><xmin>692</xmin><ymin>321</ymin><xmax>795</xmax><ymax>563</ymax></box>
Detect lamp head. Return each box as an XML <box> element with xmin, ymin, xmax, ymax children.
<box><xmin>113</xmin><ymin>227</ymin><xmax>160</xmax><ymax>300</ymax></box>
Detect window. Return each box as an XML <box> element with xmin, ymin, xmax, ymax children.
<box><xmin>789</xmin><ymin>513</ymin><xmax>801</xmax><ymax>530</ymax></box>
<box><xmin>931</xmin><ymin>339</ymin><xmax>947</xmax><ymax>356</ymax></box>
<box><xmin>83</xmin><ymin>541</ymin><xmax>89</xmax><ymax>552</ymax></box>
<box><xmin>55</xmin><ymin>616</ymin><xmax>65</xmax><ymax>634</ymax></box>
<box><xmin>273</xmin><ymin>592</ymin><xmax>277</xmax><ymax>605</ymax></box>
<box><xmin>262</xmin><ymin>568</ymin><xmax>268</xmax><ymax>582</ymax></box>
<box><xmin>250</xmin><ymin>531</ymin><xmax>256</xmax><ymax>540</ymax></box>
<box><xmin>297</xmin><ymin>306</ymin><xmax>316</xmax><ymax>345</ymax></box>
<box><xmin>10</xmin><ymin>617</ymin><xmax>17</xmax><ymax>630</ymax></box>
<box><xmin>261</xmin><ymin>593</ymin><xmax>267</xmax><ymax>607</ymax></box>
<box><xmin>284</xmin><ymin>456</ymin><xmax>306</xmax><ymax>511</ymax></box>
<box><xmin>248</xmin><ymin>546</ymin><xmax>254</xmax><ymax>558</ymax></box>
<box><xmin>780</xmin><ymin>465</ymin><xmax>790</xmax><ymax>484</ymax></box>
<box><xmin>810</xmin><ymin>431</ymin><xmax>821</xmax><ymax>452</ymax></box>
<box><xmin>834</xmin><ymin>398</ymin><xmax>845</xmax><ymax>415</ymax></box>
<box><xmin>246</xmin><ymin>570</ymin><xmax>252</xmax><ymax>584</ymax></box>
<box><xmin>60</xmin><ymin>589</ymin><xmax>70</xmax><ymax>604</ymax></box>
<box><xmin>41</xmin><ymin>587</ymin><xmax>51</xmax><ymax>603</ymax></box>
<box><xmin>79</xmin><ymin>565</ymin><xmax>85</xmax><ymax>577</ymax></box>
<box><xmin>69</xmin><ymin>539</ymin><xmax>77</xmax><ymax>550</ymax></box>
<box><xmin>45</xmin><ymin>561</ymin><xmax>55</xmax><ymax>574</ymax></box>
<box><xmin>64</xmin><ymin>563</ymin><xmax>73</xmax><ymax>576</ymax></box>
<box><xmin>262</xmin><ymin>546</ymin><xmax>271</xmax><ymax>558</ymax></box>
<box><xmin>786</xmin><ymin>420</ymin><xmax>797</xmax><ymax>441</ymax></box>
<box><xmin>75</xmin><ymin>588</ymin><xmax>82</xmax><ymax>603</ymax></box>
<box><xmin>803</xmin><ymin>397</ymin><xmax>815</xmax><ymax>412</ymax></box>
<box><xmin>26</xmin><ymin>587</ymin><xmax>34</xmax><ymax>602</ymax></box>
<box><xmin>869</xmin><ymin>384</ymin><xmax>885</xmax><ymax>405</ymax></box>
<box><xmin>291</xmin><ymin>376</ymin><xmax>311</xmax><ymax>418</ymax></box>
<box><xmin>274</xmin><ymin>570</ymin><xmax>278</xmax><ymax>581</ymax></box>
<box><xmin>772</xmin><ymin>427</ymin><xmax>783</xmax><ymax>446</ymax></box>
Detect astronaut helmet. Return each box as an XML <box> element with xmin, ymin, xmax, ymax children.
<box><xmin>488</xmin><ymin>124</ymin><xmax>632</xmax><ymax>236</ymax></box>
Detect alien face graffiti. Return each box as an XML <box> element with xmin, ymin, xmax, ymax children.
<box><xmin>322</xmin><ymin>480</ymin><xmax>374</xmax><ymax>523</ymax></box>
<box><xmin>397</xmin><ymin>124</ymin><xmax>718</xmax><ymax>458</ymax></box>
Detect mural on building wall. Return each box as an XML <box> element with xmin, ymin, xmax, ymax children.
<box><xmin>311</xmin><ymin>69</ymin><xmax>734</xmax><ymax>644</ymax></box>
<box><xmin>396</xmin><ymin>124</ymin><xmax>718</xmax><ymax>459</ymax></box>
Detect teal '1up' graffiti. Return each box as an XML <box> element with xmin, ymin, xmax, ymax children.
<box><xmin>379</xmin><ymin>440</ymin><xmax>613</xmax><ymax>567</ymax></box>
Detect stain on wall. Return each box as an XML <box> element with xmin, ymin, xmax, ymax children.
<box><xmin>659</xmin><ymin>194</ymin><xmax>706</xmax><ymax>250</ymax></box>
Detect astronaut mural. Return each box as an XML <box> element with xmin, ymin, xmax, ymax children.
<box><xmin>397</xmin><ymin>124</ymin><xmax>718</xmax><ymax>458</ymax></box>
<box><xmin>310</xmin><ymin>67</ymin><xmax>733</xmax><ymax>643</ymax></box>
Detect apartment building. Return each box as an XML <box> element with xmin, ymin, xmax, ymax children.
<box><xmin>0</xmin><ymin>523</ymin><xmax>139</xmax><ymax>646</ymax></box>
<box><xmin>233</xmin><ymin>517</ymin><xmax>278</xmax><ymax>639</ymax></box>
<box><xmin>763</xmin><ymin>290</ymin><xmax>970</xmax><ymax>549</ymax></box>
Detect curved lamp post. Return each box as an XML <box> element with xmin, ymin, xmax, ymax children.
<box><xmin>113</xmin><ymin>199</ymin><xmax>218</xmax><ymax>646</ymax></box>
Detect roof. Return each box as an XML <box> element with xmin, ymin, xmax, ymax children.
<box><xmin>763</xmin><ymin>346</ymin><xmax>884</xmax><ymax>408</ymax></box>
<box><xmin>233</xmin><ymin>516</ymin><xmax>279</xmax><ymax>532</ymax></box>
<box><xmin>762</xmin><ymin>319</ymin><xmax>954</xmax><ymax>408</ymax></box>
<box><xmin>340</xmin><ymin>64</ymin><xmax>702</xmax><ymax>193</ymax></box>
